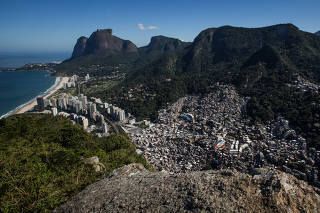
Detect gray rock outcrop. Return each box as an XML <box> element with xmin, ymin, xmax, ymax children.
<box><xmin>71</xmin><ymin>29</ymin><xmax>138</xmax><ymax>58</ymax></box>
<box><xmin>71</xmin><ymin>36</ymin><xmax>88</xmax><ymax>58</ymax></box>
<box><xmin>55</xmin><ymin>163</ymin><xmax>320</xmax><ymax>213</ymax></box>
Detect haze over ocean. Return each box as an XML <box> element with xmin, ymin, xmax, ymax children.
<box><xmin>0</xmin><ymin>52</ymin><xmax>70</xmax><ymax>68</ymax></box>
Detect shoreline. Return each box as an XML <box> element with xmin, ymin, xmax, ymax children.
<box><xmin>0</xmin><ymin>76</ymin><xmax>69</xmax><ymax>118</ymax></box>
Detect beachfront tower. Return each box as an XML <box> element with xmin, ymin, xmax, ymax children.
<box><xmin>37</xmin><ymin>96</ymin><xmax>45</xmax><ymax>111</ymax></box>
<box><xmin>51</xmin><ymin>107</ymin><xmax>58</xmax><ymax>116</ymax></box>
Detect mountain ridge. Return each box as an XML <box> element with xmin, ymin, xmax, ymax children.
<box><xmin>56</xmin><ymin>30</ymin><xmax>191</xmax><ymax>75</ymax></box>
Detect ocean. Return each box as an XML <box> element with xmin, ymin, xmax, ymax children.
<box><xmin>0</xmin><ymin>52</ymin><xmax>70</xmax><ymax>68</ymax></box>
<box><xmin>0</xmin><ymin>70</ymin><xmax>57</xmax><ymax>118</ymax></box>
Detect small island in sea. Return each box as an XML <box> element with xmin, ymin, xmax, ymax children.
<box><xmin>2</xmin><ymin>62</ymin><xmax>60</xmax><ymax>73</ymax></box>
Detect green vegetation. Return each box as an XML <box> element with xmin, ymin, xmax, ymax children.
<box><xmin>83</xmin><ymin>79</ymin><xmax>120</xmax><ymax>97</ymax></box>
<box><xmin>0</xmin><ymin>114</ymin><xmax>150</xmax><ymax>212</ymax></box>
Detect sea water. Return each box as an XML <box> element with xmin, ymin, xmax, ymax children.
<box><xmin>0</xmin><ymin>70</ymin><xmax>56</xmax><ymax>118</ymax></box>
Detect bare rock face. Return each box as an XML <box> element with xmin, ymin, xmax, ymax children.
<box><xmin>71</xmin><ymin>29</ymin><xmax>138</xmax><ymax>58</ymax></box>
<box><xmin>71</xmin><ymin>36</ymin><xmax>88</xmax><ymax>58</ymax></box>
<box><xmin>140</xmin><ymin>36</ymin><xmax>190</xmax><ymax>54</ymax></box>
<box><xmin>54</xmin><ymin>163</ymin><xmax>320</xmax><ymax>213</ymax></box>
<box><xmin>83</xmin><ymin>29</ymin><xmax>138</xmax><ymax>56</ymax></box>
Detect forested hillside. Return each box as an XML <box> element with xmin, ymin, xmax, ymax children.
<box><xmin>0</xmin><ymin>114</ymin><xmax>150</xmax><ymax>212</ymax></box>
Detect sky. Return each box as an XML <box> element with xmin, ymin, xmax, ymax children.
<box><xmin>0</xmin><ymin>0</ymin><xmax>319</xmax><ymax>55</ymax></box>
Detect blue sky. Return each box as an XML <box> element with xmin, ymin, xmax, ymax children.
<box><xmin>0</xmin><ymin>0</ymin><xmax>319</xmax><ymax>54</ymax></box>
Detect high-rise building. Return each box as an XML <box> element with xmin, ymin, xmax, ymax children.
<box><xmin>102</xmin><ymin>123</ymin><xmax>108</xmax><ymax>134</ymax></box>
<box><xmin>58</xmin><ymin>97</ymin><xmax>67</xmax><ymax>110</ymax></box>
<box><xmin>80</xmin><ymin>95</ymin><xmax>88</xmax><ymax>108</ymax></box>
<box><xmin>67</xmin><ymin>95</ymin><xmax>74</xmax><ymax>107</ymax></box>
<box><xmin>89</xmin><ymin>103</ymin><xmax>97</xmax><ymax>120</ymax></box>
<box><xmin>79</xmin><ymin>116</ymin><xmax>89</xmax><ymax>129</ymax></box>
<box><xmin>44</xmin><ymin>99</ymin><xmax>50</xmax><ymax>108</ymax></box>
<box><xmin>50</xmin><ymin>97</ymin><xmax>57</xmax><ymax>107</ymax></box>
<box><xmin>37</xmin><ymin>96</ymin><xmax>45</xmax><ymax>111</ymax></box>
<box><xmin>85</xmin><ymin>73</ymin><xmax>90</xmax><ymax>81</ymax></box>
<box><xmin>83</xmin><ymin>118</ymin><xmax>89</xmax><ymax>130</ymax></box>
<box><xmin>97</xmin><ymin>114</ymin><xmax>105</xmax><ymax>125</ymax></box>
<box><xmin>77</xmin><ymin>83</ymin><xmax>82</xmax><ymax>95</ymax></box>
<box><xmin>118</xmin><ymin>110</ymin><xmax>125</xmax><ymax>121</ymax></box>
<box><xmin>51</xmin><ymin>107</ymin><xmax>58</xmax><ymax>116</ymax></box>
<box><xmin>75</xmin><ymin>101</ymin><xmax>83</xmax><ymax>114</ymax></box>
<box><xmin>71</xmin><ymin>75</ymin><xmax>78</xmax><ymax>82</ymax></box>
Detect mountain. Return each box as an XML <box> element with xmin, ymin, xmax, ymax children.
<box><xmin>70</xmin><ymin>31</ymin><xmax>189</xmax><ymax>60</ymax></box>
<box><xmin>72</xmin><ymin>36</ymin><xmax>88</xmax><ymax>58</ymax></box>
<box><xmin>114</xmin><ymin>23</ymin><xmax>320</xmax><ymax>99</ymax></box>
<box><xmin>0</xmin><ymin>114</ymin><xmax>150</xmax><ymax>212</ymax></box>
<box><xmin>54</xmin><ymin>163</ymin><xmax>320</xmax><ymax>213</ymax></box>
<box><xmin>138</xmin><ymin>35</ymin><xmax>191</xmax><ymax>63</ymax></box>
<box><xmin>316</xmin><ymin>31</ymin><xmax>320</xmax><ymax>36</ymax></box>
<box><xmin>56</xmin><ymin>30</ymin><xmax>190</xmax><ymax>75</ymax></box>
<box><xmin>71</xmin><ymin>29</ymin><xmax>138</xmax><ymax>58</ymax></box>
<box><xmin>123</xmin><ymin>24</ymin><xmax>320</xmax><ymax>85</ymax></box>
<box><xmin>140</xmin><ymin>36</ymin><xmax>190</xmax><ymax>54</ymax></box>
<box><xmin>100</xmin><ymin>24</ymin><xmax>320</xmax><ymax>147</ymax></box>
<box><xmin>178</xmin><ymin>24</ymin><xmax>320</xmax><ymax>78</ymax></box>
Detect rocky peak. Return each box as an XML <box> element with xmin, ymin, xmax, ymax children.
<box><xmin>141</xmin><ymin>35</ymin><xmax>190</xmax><ymax>54</ymax></box>
<box><xmin>84</xmin><ymin>29</ymin><xmax>138</xmax><ymax>55</ymax></box>
<box><xmin>54</xmin><ymin>163</ymin><xmax>320</xmax><ymax>213</ymax></box>
<box><xmin>70</xmin><ymin>29</ymin><xmax>138</xmax><ymax>58</ymax></box>
<box><xmin>96</xmin><ymin>29</ymin><xmax>112</xmax><ymax>34</ymax></box>
<box><xmin>71</xmin><ymin>36</ymin><xmax>88</xmax><ymax>58</ymax></box>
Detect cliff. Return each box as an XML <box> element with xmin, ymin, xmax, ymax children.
<box><xmin>72</xmin><ymin>36</ymin><xmax>88</xmax><ymax>58</ymax></box>
<box><xmin>55</xmin><ymin>163</ymin><xmax>320</xmax><ymax>213</ymax></box>
<box><xmin>138</xmin><ymin>35</ymin><xmax>191</xmax><ymax>64</ymax></box>
<box><xmin>71</xmin><ymin>29</ymin><xmax>138</xmax><ymax>58</ymax></box>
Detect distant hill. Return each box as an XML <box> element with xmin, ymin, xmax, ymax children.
<box><xmin>56</xmin><ymin>30</ymin><xmax>190</xmax><ymax>75</ymax></box>
<box><xmin>316</xmin><ymin>31</ymin><xmax>320</xmax><ymax>36</ymax></box>
<box><xmin>138</xmin><ymin>35</ymin><xmax>191</xmax><ymax>64</ymax></box>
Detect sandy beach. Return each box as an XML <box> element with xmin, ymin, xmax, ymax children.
<box><xmin>14</xmin><ymin>77</ymin><xmax>69</xmax><ymax>115</ymax></box>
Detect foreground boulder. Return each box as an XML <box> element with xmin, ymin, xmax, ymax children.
<box><xmin>55</xmin><ymin>164</ymin><xmax>320</xmax><ymax>213</ymax></box>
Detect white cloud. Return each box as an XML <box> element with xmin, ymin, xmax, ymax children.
<box><xmin>138</xmin><ymin>23</ymin><xmax>159</xmax><ymax>31</ymax></box>
<box><xmin>147</xmin><ymin>26</ymin><xmax>159</xmax><ymax>30</ymax></box>
<box><xmin>138</xmin><ymin>23</ymin><xmax>145</xmax><ymax>30</ymax></box>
